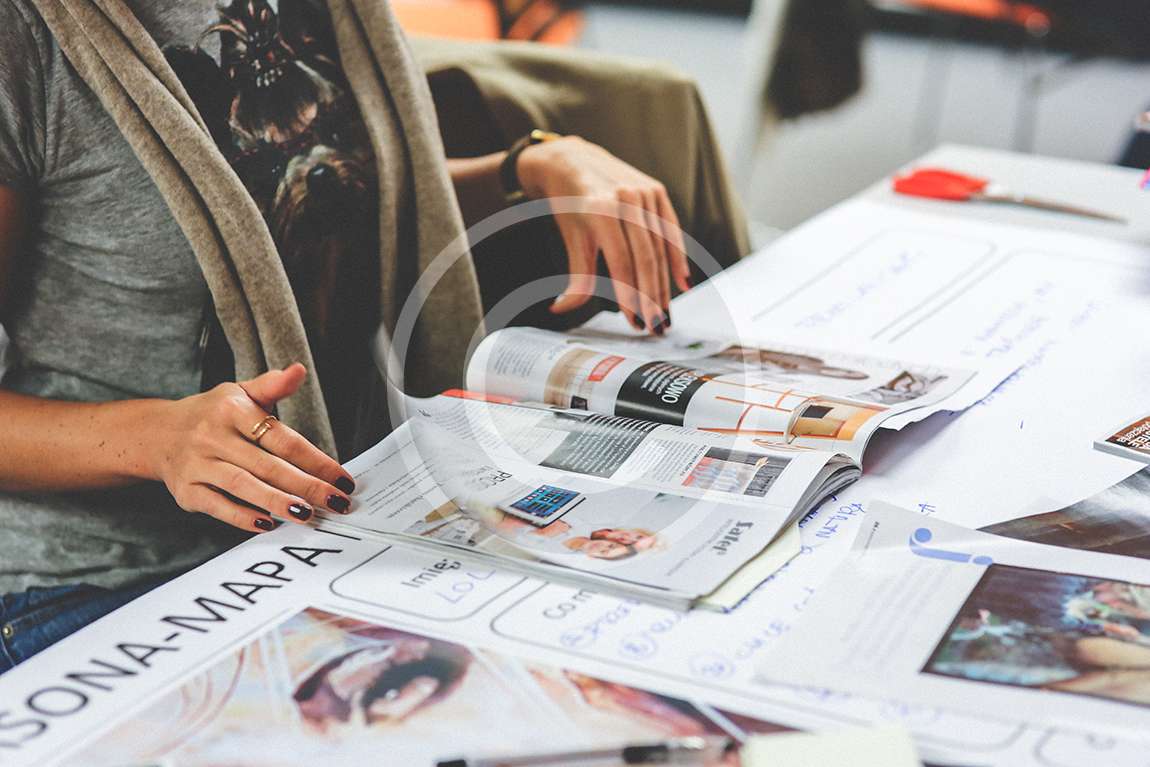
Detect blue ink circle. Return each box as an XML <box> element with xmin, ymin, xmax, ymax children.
<box><xmin>689</xmin><ymin>653</ymin><xmax>735</xmax><ymax>680</ymax></box>
<box><xmin>619</xmin><ymin>635</ymin><xmax>657</xmax><ymax>660</ymax></box>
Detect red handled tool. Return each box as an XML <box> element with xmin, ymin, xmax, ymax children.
<box><xmin>893</xmin><ymin>167</ymin><xmax>1125</xmax><ymax>223</ymax></box>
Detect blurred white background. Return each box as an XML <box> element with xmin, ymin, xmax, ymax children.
<box><xmin>577</xmin><ymin>3</ymin><xmax>1150</xmax><ymax>232</ymax></box>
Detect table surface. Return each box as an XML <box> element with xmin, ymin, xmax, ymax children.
<box><xmin>863</xmin><ymin>143</ymin><xmax>1150</xmax><ymax>244</ymax></box>
<box><xmin>5</xmin><ymin>144</ymin><xmax>1150</xmax><ymax>767</ymax></box>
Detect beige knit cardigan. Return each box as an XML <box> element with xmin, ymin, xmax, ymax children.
<box><xmin>28</xmin><ymin>0</ymin><xmax>485</xmax><ymax>459</ymax></box>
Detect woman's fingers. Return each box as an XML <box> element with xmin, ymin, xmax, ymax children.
<box><xmin>239</xmin><ymin>363</ymin><xmax>307</xmax><ymax>410</ymax></box>
<box><xmin>181</xmin><ymin>484</ymin><xmax>278</xmax><ymax>533</ymax></box>
<box><xmin>256</xmin><ymin>419</ymin><xmax>355</xmax><ymax>494</ymax></box>
<box><xmin>236</xmin><ymin>362</ymin><xmax>353</xmax><ymax>491</ymax></box>
<box><xmin>641</xmin><ymin>191</ymin><xmax>673</xmax><ymax>316</ymax></box>
<box><xmin>163</xmin><ymin>370</ymin><xmax>359</xmax><ymax>534</ymax></box>
<box><xmin>210</xmin><ymin>459</ymin><xmax>316</xmax><ymax>525</ymax></box>
<box><xmin>592</xmin><ymin>215</ymin><xmax>644</xmax><ymax>330</ymax></box>
<box><xmin>230</xmin><ymin>397</ymin><xmax>355</xmax><ymax>500</ymax></box>
<box><xmin>618</xmin><ymin>192</ymin><xmax>667</xmax><ymax>334</ymax></box>
<box><xmin>550</xmin><ymin>215</ymin><xmax>598</xmax><ymax>315</ymax></box>
<box><xmin>655</xmin><ymin>188</ymin><xmax>691</xmax><ymax>294</ymax></box>
<box><xmin>226</xmin><ymin>438</ymin><xmax>352</xmax><ymax>515</ymax></box>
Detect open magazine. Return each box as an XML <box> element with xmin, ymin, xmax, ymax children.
<box><xmin>323</xmin><ymin>328</ymin><xmax>1000</xmax><ymax>610</ymax></box>
<box><xmin>1095</xmin><ymin>411</ymin><xmax>1150</xmax><ymax>464</ymax></box>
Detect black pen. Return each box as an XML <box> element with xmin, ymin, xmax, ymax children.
<box><xmin>436</xmin><ymin>735</ymin><xmax>735</xmax><ymax>767</ymax></box>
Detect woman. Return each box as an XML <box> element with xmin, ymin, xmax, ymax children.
<box><xmin>0</xmin><ymin>0</ymin><xmax>696</xmax><ymax>673</ymax></box>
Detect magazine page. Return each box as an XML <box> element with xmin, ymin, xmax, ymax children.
<box><xmin>1094</xmin><ymin>412</ymin><xmax>1150</xmax><ymax>464</ymax></box>
<box><xmin>319</xmin><ymin>395</ymin><xmax>852</xmax><ymax>605</ymax></box>
<box><xmin>757</xmin><ymin>502</ymin><xmax>1150</xmax><ymax>741</ymax></box>
<box><xmin>413</xmin><ymin>393</ymin><xmax>848</xmax><ymax>510</ymax></box>
<box><xmin>465</xmin><ymin>327</ymin><xmax>982</xmax><ymax>461</ymax></box>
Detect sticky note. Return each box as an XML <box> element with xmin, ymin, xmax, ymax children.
<box><xmin>741</xmin><ymin>725</ymin><xmax>922</xmax><ymax>767</ymax></box>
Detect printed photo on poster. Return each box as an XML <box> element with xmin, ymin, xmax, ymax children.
<box><xmin>923</xmin><ymin>565</ymin><xmax>1150</xmax><ymax>709</ymax></box>
<box><xmin>69</xmin><ymin>607</ymin><xmax>787</xmax><ymax>766</ymax></box>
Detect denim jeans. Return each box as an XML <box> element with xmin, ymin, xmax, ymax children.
<box><xmin>0</xmin><ymin>579</ymin><xmax>161</xmax><ymax>674</ymax></box>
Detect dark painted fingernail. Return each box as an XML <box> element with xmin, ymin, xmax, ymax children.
<box><xmin>288</xmin><ymin>503</ymin><xmax>313</xmax><ymax>521</ymax></box>
<box><xmin>652</xmin><ymin>314</ymin><xmax>667</xmax><ymax>336</ymax></box>
<box><xmin>327</xmin><ymin>494</ymin><xmax>351</xmax><ymax>514</ymax></box>
<box><xmin>254</xmin><ymin>517</ymin><xmax>275</xmax><ymax>531</ymax></box>
<box><xmin>334</xmin><ymin>476</ymin><xmax>355</xmax><ymax>494</ymax></box>
<box><xmin>662</xmin><ymin>314</ymin><xmax>672</xmax><ymax>330</ymax></box>
<box><xmin>630</xmin><ymin>314</ymin><xmax>645</xmax><ymax>331</ymax></box>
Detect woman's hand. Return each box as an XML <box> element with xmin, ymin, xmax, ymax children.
<box><xmin>150</xmin><ymin>363</ymin><xmax>355</xmax><ymax>533</ymax></box>
<box><xmin>516</xmin><ymin>136</ymin><xmax>691</xmax><ymax>334</ymax></box>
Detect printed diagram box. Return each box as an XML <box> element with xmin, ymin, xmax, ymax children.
<box><xmin>489</xmin><ymin>583</ymin><xmax>787</xmax><ymax>686</ymax></box>
<box><xmin>1035</xmin><ymin>731</ymin><xmax>1148</xmax><ymax>767</ymax></box>
<box><xmin>768</xmin><ymin>687</ymin><xmax>1024</xmax><ymax>752</ymax></box>
<box><xmin>330</xmin><ymin>545</ymin><xmax>525</xmax><ymax>621</ymax></box>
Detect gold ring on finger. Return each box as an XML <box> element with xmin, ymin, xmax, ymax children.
<box><xmin>250</xmin><ymin>414</ymin><xmax>279</xmax><ymax>445</ymax></box>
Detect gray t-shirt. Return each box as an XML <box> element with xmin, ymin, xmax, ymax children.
<box><xmin>0</xmin><ymin>0</ymin><xmax>247</xmax><ymax>593</ymax></box>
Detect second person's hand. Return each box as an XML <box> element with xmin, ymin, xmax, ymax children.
<box><xmin>516</xmin><ymin>135</ymin><xmax>691</xmax><ymax>334</ymax></box>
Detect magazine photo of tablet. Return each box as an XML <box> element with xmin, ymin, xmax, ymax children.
<box><xmin>498</xmin><ymin>484</ymin><xmax>587</xmax><ymax>527</ymax></box>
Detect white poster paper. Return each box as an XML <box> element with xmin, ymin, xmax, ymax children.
<box><xmin>760</xmin><ymin>503</ymin><xmax>1150</xmax><ymax>742</ymax></box>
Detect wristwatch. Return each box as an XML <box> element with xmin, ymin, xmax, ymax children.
<box><xmin>500</xmin><ymin>129</ymin><xmax>562</xmax><ymax>204</ymax></box>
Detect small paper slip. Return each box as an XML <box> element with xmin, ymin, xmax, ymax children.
<box><xmin>741</xmin><ymin>726</ymin><xmax>922</xmax><ymax>767</ymax></box>
<box><xmin>700</xmin><ymin>524</ymin><xmax>801</xmax><ymax>611</ymax></box>
<box><xmin>1095</xmin><ymin>412</ymin><xmax>1150</xmax><ymax>463</ymax></box>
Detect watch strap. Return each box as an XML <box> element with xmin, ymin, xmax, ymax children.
<box><xmin>500</xmin><ymin>129</ymin><xmax>562</xmax><ymax>203</ymax></box>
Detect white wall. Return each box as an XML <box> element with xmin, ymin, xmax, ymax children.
<box><xmin>578</xmin><ymin>4</ymin><xmax>1150</xmax><ymax>230</ymax></box>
